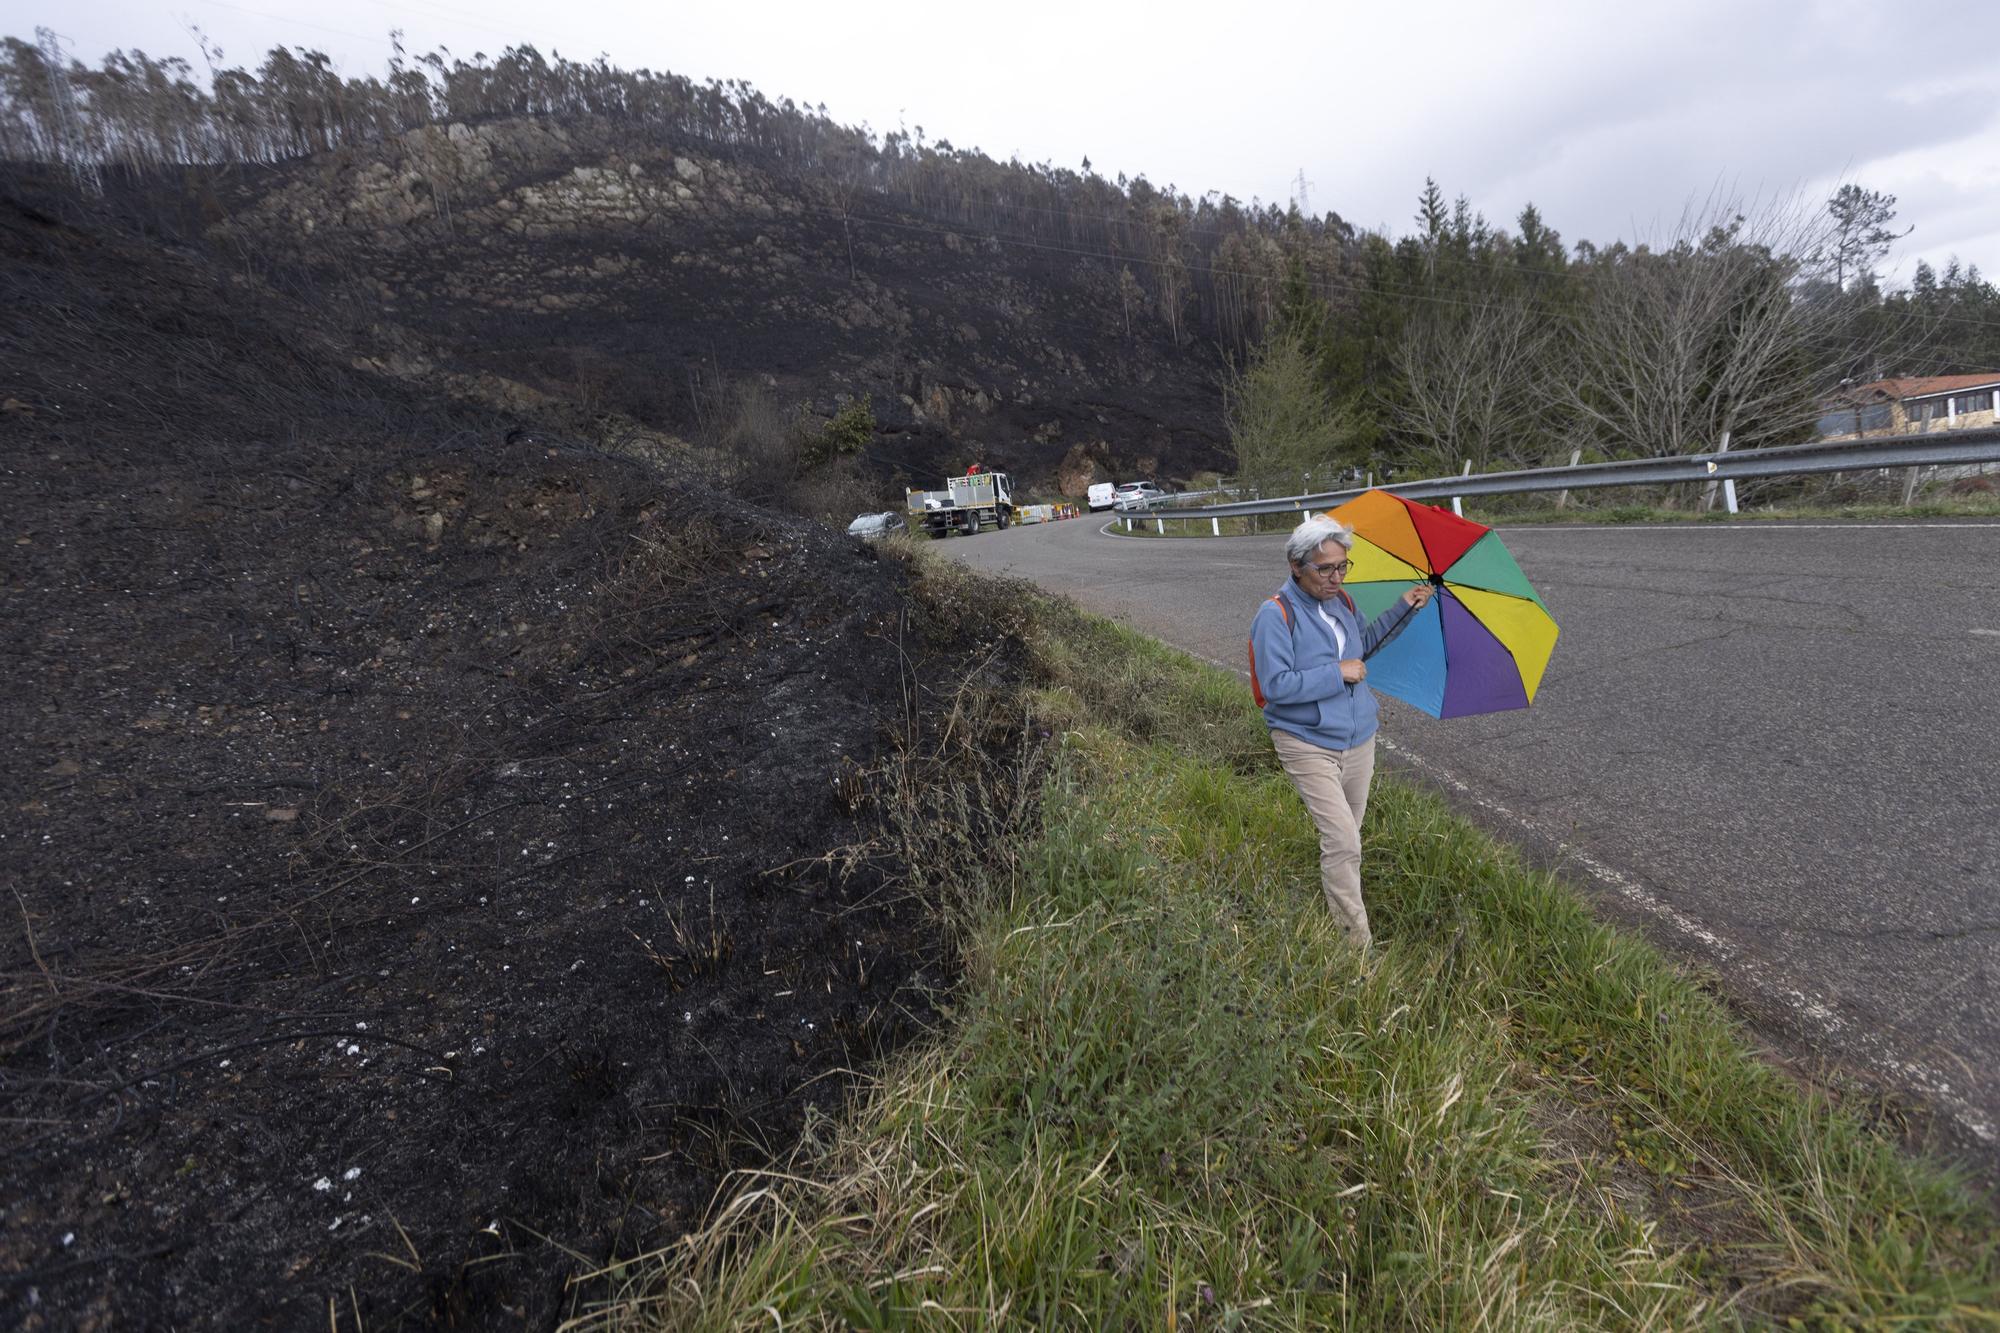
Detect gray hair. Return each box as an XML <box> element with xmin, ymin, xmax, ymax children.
<box><xmin>1286</xmin><ymin>515</ymin><xmax>1354</xmax><ymax>565</ymax></box>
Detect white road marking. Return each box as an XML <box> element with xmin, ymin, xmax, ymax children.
<box><xmin>1973</xmin><ymin>629</ymin><xmax>2000</xmax><ymax>637</ymax></box>
<box><xmin>1196</xmin><ymin>644</ymin><xmax>1996</xmax><ymax>1145</ymax></box>
<box><xmin>1372</xmin><ymin>737</ymin><xmax>1998</xmax><ymax>1145</ymax></box>
<box><xmin>1501</xmin><ymin>522</ymin><xmax>2000</xmax><ymax>532</ymax></box>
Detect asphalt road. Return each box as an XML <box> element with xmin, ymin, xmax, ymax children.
<box><xmin>932</xmin><ymin>512</ymin><xmax>2000</xmax><ymax>1158</ymax></box>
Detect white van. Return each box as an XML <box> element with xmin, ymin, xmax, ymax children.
<box><xmin>1086</xmin><ymin>482</ymin><xmax>1115</xmax><ymax>511</ymax></box>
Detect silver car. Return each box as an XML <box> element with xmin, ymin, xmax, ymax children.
<box><xmin>1112</xmin><ymin>481</ymin><xmax>1164</xmax><ymax>512</ymax></box>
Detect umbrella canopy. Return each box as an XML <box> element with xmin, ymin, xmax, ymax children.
<box><xmin>1325</xmin><ymin>490</ymin><xmax>1558</xmax><ymax>719</ymax></box>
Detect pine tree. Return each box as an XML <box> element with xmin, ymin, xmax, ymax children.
<box><xmin>1824</xmin><ymin>184</ymin><xmax>1910</xmax><ymax>292</ymax></box>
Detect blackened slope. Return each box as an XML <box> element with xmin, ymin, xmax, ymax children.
<box><xmin>0</xmin><ymin>197</ymin><xmax>1017</xmax><ymax>1328</ymax></box>
<box><xmin>207</xmin><ymin>118</ymin><xmax>1230</xmax><ymax>491</ymax></box>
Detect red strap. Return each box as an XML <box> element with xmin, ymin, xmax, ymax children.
<box><xmin>1248</xmin><ymin>596</ymin><xmax>1292</xmax><ymax>707</ymax></box>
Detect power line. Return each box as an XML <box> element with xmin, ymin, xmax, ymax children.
<box><xmin>183</xmin><ymin>0</ymin><xmax>383</xmax><ymax>47</ymax></box>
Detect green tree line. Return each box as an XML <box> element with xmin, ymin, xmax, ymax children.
<box><xmin>1228</xmin><ymin>180</ymin><xmax>2000</xmax><ymax>491</ymax></box>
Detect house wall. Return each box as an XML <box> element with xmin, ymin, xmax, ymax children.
<box><xmin>1818</xmin><ymin>392</ymin><xmax>2000</xmax><ymax>441</ymax></box>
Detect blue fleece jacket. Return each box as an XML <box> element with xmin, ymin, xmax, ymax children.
<box><xmin>1250</xmin><ymin>577</ymin><xmax>1418</xmax><ymax>751</ymax></box>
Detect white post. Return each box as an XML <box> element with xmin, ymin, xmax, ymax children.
<box><xmin>1901</xmin><ymin>465</ymin><xmax>1924</xmax><ymax>506</ymax></box>
<box><xmin>1452</xmin><ymin>460</ymin><xmax>1471</xmax><ymax>517</ymax></box>
<box><xmin>1556</xmin><ymin>448</ymin><xmax>1583</xmax><ymax>509</ymax></box>
<box><xmin>1702</xmin><ymin>431</ymin><xmax>1733</xmax><ymax>512</ymax></box>
<box><xmin>1211</xmin><ymin>516</ymin><xmax>1221</xmax><ymax>536</ymax></box>
<box><xmin>1155</xmin><ymin>517</ymin><xmax>1165</xmax><ymax>535</ymax></box>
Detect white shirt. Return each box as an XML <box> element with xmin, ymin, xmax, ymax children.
<box><xmin>1315</xmin><ymin>600</ymin><xmax>1348</xmax><ymax>657</ymax></box>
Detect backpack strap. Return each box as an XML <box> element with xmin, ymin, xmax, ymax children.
<box><xmin>1248</xmin><ymin>594</ymin><xmax>1293</xmax><ymax>707</ymax></box>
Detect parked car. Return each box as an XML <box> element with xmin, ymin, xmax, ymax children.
<box><xmin>1112</xmin><ymin>481</ymin><xmax>1164</xmax><ymax>512</ymax></box>
<box><xmin>845</xmin><ymin>511</ymin><xmax>908</xmax><ymax>540</ymax></box>
<box><xmin>1086</xmin><ymin>481</ymin><xmax>1116</xmax><ymax>512</ymax></box>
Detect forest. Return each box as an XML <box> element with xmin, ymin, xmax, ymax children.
<box><xmin>6</xmin><ymin>28</ymin><xmax>2000</xmax><ymax>489</ymax></box>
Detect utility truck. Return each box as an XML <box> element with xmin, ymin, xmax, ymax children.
<box><xmin>906</xmin><ymin>469</ymin><xmax>1015</xmax><ymax>538</ymax></box>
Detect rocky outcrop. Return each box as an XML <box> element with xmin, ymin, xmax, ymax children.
<box><xmin>221</xmin><ymin>119</ymin><xmax>793</xmax><ymax>245</ymax></box>
<box><xmin>211</xmin><ymin>115</ymin><xmax>1231</xmax><ymax>491</ymax></box>
<box><xmin>1054</xmin><ymin>441</ymin><xmax>1117</xmax><ymax>497</ymax></box>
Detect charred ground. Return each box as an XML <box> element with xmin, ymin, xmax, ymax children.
<box><xmin>0</xmin><ymin>196</ymin><xmax>1033</xmax><ymax>1327</ymax></box>
<box><xmin>84</xmin><ymin>116</ymin><xmax>1232</xmax><ymax>499</ymax></box>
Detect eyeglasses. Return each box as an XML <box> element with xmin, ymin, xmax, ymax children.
<box><xmin>1304</xmin><ymin>559</ymin><xmax>1352</xmax><ymax>576</ymax></box>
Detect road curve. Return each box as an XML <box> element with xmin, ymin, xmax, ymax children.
<box><xmin>931</xmin><ymin>513</ymin><xmax>2000</xmax><ymax>1163</ymax></box>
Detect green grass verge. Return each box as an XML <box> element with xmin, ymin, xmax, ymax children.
<box><xmin>578</xmin><ymin>576</ymin><xmax>1998</xmax><ymax>1330</ymax></box>
<box><xmin>1115</xmin><ymin>511</ymin><xmax>1299</xmax><ymax>538</ymax></box>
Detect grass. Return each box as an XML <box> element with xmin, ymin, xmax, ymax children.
<box><xmin>573</xmin><ymin>571</ymin><xmax>1999</xmax><ymax>1330</ymax></box>
<box><xmin>1113</xmin><ymin>511</ymin><xmax>1300</xmax><ymax>538</ymax></box>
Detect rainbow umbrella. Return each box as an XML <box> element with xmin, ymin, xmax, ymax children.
<box><xmin>1326</xmin><ymin>490</ymin><xmax>1558</xmax><ymax>719</ymax></box>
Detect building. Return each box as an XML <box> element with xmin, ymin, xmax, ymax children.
<box><xmin>1817</xmin><ymin>374</ymin><xmax>2000</xmax><ymax>440</ymax></box>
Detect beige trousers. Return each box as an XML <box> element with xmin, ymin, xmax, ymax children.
<box><xmin>1271</xmin><ymin>729</ymin><xmax>1378</xmax><ymax>948</ymax></box>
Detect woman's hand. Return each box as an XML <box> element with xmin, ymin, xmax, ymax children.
<box><xmin>1340</xmin><ymin>658</ymin><xmax>1367</xmax><ymax>684</ymax></box>
<box><xmin>1402</xmin><ymin>583</ymin><xmax>1436</xmax><ymax>608</ymax></box>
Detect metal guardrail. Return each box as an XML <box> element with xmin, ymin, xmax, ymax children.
<box><xmin>1134</xmin><ymin>429</ymin><xmax>2000</xmax><ymax>521</ymax></box>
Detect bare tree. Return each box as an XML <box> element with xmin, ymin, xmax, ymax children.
<box><xmin>1147</xmin><ymin>201</ymin><xmax>1193</xmax><ymax>346</ymax></box>
<box><xmin>33</xmin><ymin>28</ymin><xmax>96</xmax><ymax>190</ymax></box>
<box><xmin>822</xmin><ymin>133</ymin><xmax>869</xmax><ymax>281</ymax></box>
<box><xmin>1115</xmin><ymin>264</ymin><xmax>1143</xmax><ymax>339</ymax></box>
<box><xmin>1389</xmin><ymin>289</ymin><xmax>1555</xmax><ymax>472</ymax></box>
<box><xmin>1558</xmin><ymin>193</ymin><xmax>1856</xmax><ymax>459</ymax></box>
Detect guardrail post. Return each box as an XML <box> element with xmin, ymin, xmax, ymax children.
<box><xmin>1703</xmin><ymin>431</ymin><xmax>1737</xmax><ymax>513</ymax></box>
<box><xmin>1556</xmin><ymin>449</ymin><xmax>1582</xmax><ymax>509</ymax></box>
<box><xmin>1452</xmin><ymin>461</ymin><xmax>1471</xmax><ymax>517</ymax></box>
<box><xmin>1211</xmin><ymin>516</ymin><xmax>1221</xmax><ymax>536</ymax></box>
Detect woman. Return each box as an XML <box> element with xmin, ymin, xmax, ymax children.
<box><xmin>1248</xmin><ymin>515</ymin><xmax>1433</xmax><ymax>948</ymax></box>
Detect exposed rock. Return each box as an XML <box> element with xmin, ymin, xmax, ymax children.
<box><xmin>1055</xmin><ymin>441</ymin><xmax>1115</xmax><ymax>497</ymax></box>
<box><xmin>201</xmin><ymin>114</ymin><xmax>1230</xmax><ymax>491</ymax></box>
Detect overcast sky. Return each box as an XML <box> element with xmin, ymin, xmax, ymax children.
<box><xmin>25</xmin><ymin>0</ymin><xmax>2000</xmax><ymax>284</ymax></box>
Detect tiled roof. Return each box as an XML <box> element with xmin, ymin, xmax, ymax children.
<box><xmin>1841</xmin><ymin>373</ymin><xmax>2000</xmax><ymax>402</ymax></box>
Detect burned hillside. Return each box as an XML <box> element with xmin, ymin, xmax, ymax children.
<box><xmin>0</xmin><ymin>196</ymin><xmax>1034</xmax><ymax>1327</ymax></box>
<box><xmin>181</xmin><ymin>116</ymin><xmax>1231</xmax><ymax>498</ymax></box>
